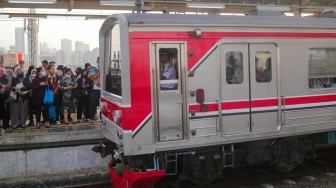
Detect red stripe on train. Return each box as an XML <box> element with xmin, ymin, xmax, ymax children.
<box><xmin>131</xmin><ymin>32</ymin><xmax>336</xmax><ymax>39</ymax></box>
<box><xmin>189</xmin><ymin>95</ymin><xmax>336</xmax><ymax>112</ymax></box>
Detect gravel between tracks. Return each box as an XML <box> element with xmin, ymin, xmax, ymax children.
<box><xmin>244</xmin><ymin>170</ymin><xmax>336</xmax><ymax>188</ymax></box>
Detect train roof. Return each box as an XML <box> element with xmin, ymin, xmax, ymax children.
<box><xmin>112</xmin><ymin>13</ymin><xmax>336</xmax><ymax>29</ymax></box>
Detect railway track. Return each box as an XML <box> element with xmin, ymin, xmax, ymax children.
<box><xmin>184</xmin><ymin>148</ymin><xmax>336</xmax><ymax>188</ymax></box>
<box><xmin>65</xmin><ymin>181</ymin><xmax>112</xmax><ymax>188</ymax></box>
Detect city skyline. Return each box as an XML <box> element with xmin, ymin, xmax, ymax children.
<box><xmin>39</xmin><ymin>39</ymin><xmax>98</xmax><ymax>67</ymax></box>
<box><xmin>0</xmin><ymin>18</ymin><xmax>104</xmax><ymax>52</ymax></box>
<box><xmin>1</xmin><ymin>21</ymin><xmax>100</xmax><ymax>67</ymax></box>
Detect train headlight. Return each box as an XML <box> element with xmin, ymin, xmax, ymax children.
<box><xmin>114</xmin><ymin>110</ymin><xmax>121</xmax><ymax>123</ymax></box>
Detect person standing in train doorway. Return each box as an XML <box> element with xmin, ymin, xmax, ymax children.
<box><xmin>89</xmin><ymin>57</ymin><xmax>100</xmax><ymax>123</ymax></box>
<box><xmin>159</xmin><ymin>51</ymin><xmax>176</xmax><ymax>90</ymax></box>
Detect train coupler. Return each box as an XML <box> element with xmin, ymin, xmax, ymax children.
<box><xmin>91</xmin><ymin>140</ymin><xmax>116</xmax><ymax>158</ymax></box>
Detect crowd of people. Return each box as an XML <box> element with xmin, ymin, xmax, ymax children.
<box><xmin>0</xmin><ymin>57</ymin><xmax>101</xmax><ymax>133</ymax></box>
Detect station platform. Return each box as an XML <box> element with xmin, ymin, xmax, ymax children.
<box><xmin>0</xmin><ymin>120</ymin><xmax>111</xmax><ymax>184</ymax></box>
<box><xmin>0</xmin><ymin>121</ymin><xmax>106</xmax><ymax>150</ymax></box>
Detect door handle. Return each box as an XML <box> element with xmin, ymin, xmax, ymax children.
<box><xmin>281</xmin><ymin>96</ymin><xmax>286</xmax><ymax>125</ymax></box>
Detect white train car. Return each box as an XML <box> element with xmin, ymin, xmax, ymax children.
<box><xmin>94</xmin><ymin>11</ymin><xmax>336</xmax><ymax>188</ymax></box>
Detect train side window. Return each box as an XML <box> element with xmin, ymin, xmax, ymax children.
<box><xmin>159</xmin><ymin>48</ymin><xmax>178</xmax><ymax>91</ymax></box>
<box><xmin>225</xmin><ymin>52</ymin><xmax>243</xmax><ymax>84</ymax></box>
<box><xmin>255</xmin><ymin>51</ymin><xmax>272</xmax><ymax>83</ymax></box>
<box><xmin>308</xmin><ymin>48</ymin><xmax>336</xmax><ymax>89</ymax></box>
<box><xmin>105</xmin><ymin>24</ymin><xmax>122</xmax><ymax>96</ymax></box>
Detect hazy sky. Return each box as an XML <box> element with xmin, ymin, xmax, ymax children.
<box><xmin>0</xmin><ymin>9</ymin><xmax>132</xmax><ymax>51</ymax></box>
<box><xmin>0</xmin><ymin>17</ymin><xmax>104</xmax><ymax>51</ymax></box>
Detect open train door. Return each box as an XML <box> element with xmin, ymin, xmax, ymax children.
<box><xmin>151</xmin><ymin>43</ymin><xmax>187</xmax><ymax>142</ymax></box>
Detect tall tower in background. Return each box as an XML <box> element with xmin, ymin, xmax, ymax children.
<box><xmin>15</xmin><ymin>27</ymin><xmax>25</xmax><ymax>55</ymax></box>
<box><xmin>27</xmin><ymin>9</ymin><xmax>39</xmax><ymax>67</ymax></box>
<box><xmin>61</xmin><ymin>38</ymin><xmax>72</xmax><ymax>66</ymax></box>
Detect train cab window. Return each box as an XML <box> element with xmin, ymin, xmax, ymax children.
<box><xmin>255</xmin><ymin>52</ymin><xmax>272</xmax><ymax>83</ymax></box>
<box><xmin>105</xmin><ymin>23</ymin><xmax>122</xmax><ymax>96</ymax></box>
<box><xmin>309</xmin><ymin>48</ymin><xmax>336</xmax><ymax>89</ymax></box>
<box><xmin>159</xmin><ymin>48</ymin><xmax>178</xmax><ymax>91</ymax></box>
<box><xmin>225</xmin><ymin>52</ymin><xmax>243</xmax><ymax>84</ymax></box>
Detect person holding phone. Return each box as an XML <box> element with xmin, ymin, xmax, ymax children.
<box><xmin>31</xmin><ymin>67</ymin><xmax>52</xmax><ymax>129</ymax></box>
<box><xmin>76</xmin><ymin>70</ymin><xmax>92</xmax><ymax>123</ymax></box>
<box><xmin>60</xmin><ymin>68</ymin><xmax>78</xmax><ymax>125</ymax></box>
<box><xmin>89</xmin><ymin>57</ymin><xmax>100</xmax><ymax>123</ymax></box>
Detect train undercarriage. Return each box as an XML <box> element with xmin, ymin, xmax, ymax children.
<box><xmin>93</xmin><ymin>132</ymin><xmax>335</xmax><ymax>188</ymax></box>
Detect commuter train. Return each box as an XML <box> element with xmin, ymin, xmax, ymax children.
<box><xmin>93</xmin><ymin>12</ymin><xmax>336</xmax><ymax>188</ymax></box>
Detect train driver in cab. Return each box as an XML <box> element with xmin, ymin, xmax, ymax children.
<box><xmin>159</xmin><ymin>51</ymin><xmax>176</xmax><ymax>90</ymax></box>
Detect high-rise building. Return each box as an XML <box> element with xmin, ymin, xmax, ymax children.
<box><xmin>40</xmin><ymin>42</ymin><xmax>49</xmax><ymax>55</ymax></box>
<box><xmin>61</xmin><ymin>38</ymin><xmax>72</xmax><ymax>66</ymax></box>
<box><xmin>75</xmin><ymin>41</ymin><xmax>90</xmax><ymax>66</ymax></box>
<box><xmin>0</xmin><ymin>47</ymin><xmax>5</xmax><ymax>53</ymax></box>
<box><xmin>91</xmin><ymin>47</ymin><xmax>99</xmax><ymax>60</ymax></box>
<box><xmin>15</xmin><ymin>27</ymin><xmax>25</xmax><ymax>55</ymax></box>
<box><xmin>9</xmin><ymin>46</ymin><xmax>16</xmax><ymax>51</ymax></box>
<box><xmin>56</xmin><ymin>50</ymin><xmax>66</xmax><ymax>65</ymax></box>
<box><xmin>51</xmin><ymin>48</ymin><xmax>57</xmax><ymax>54</ymax></box>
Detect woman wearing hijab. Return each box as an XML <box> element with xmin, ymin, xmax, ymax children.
<box><xmin>25</xmin><ymin>66</ymin><xmax>36</xmax><ymax>126</ymax></box>
<box><xmin>10</xmin><ymin>67</ymin><xmax>30</xmax><ymax>129</ymax></box>
<box><xmin>31</xmin><ymin>67</ymin><xmax>52</xmax><ymax>129</ymax></box>
<box><xmin>76</xmin><ymin>69</ymin><xmax>92</xmax><ymax>123</ymax></box>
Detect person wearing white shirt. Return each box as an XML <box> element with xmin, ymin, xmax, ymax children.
<box><xmin>160</xmin><ymin>52</ymin><xmax>176</xmax><ymax>90</ymax></box>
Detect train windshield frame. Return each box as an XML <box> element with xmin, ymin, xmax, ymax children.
<box><xmin>105</xmin><ymin>23</ymin><xmax>122</xmax><ymax>97</ymax></box>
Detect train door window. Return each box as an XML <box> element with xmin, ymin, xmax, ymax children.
<box><xmin>308</xmin><ymin>48</ymin><xmax>336</xmax><ymax>89</ymax></box>
<box><xmin>225</xmin><ymin>51</ymin><xmax>243</xmax><ymax>84</ymax></box>
<box><xmin>105</xmin><ymin>23</ymin><xmax>122</xmax><ymax>96</ymax></box>
<box><xmin>159</xmin><ymin>48</ymin><xmax>178</xmax><ymax>91</ymax></box>
<box><xmin>255</xmin><ymin>51</ymin><xmax>272</xmax><ymax>83</ymax></box>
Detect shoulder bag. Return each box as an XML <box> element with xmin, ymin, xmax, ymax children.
<box><xmin>72</xmin><ymin>88</ymin><xmax>81</xmax><ymax>98</ymax></box>
<box><xmin>80</xmin><ymin>89</ymin><xmax>88</xmax><ymax>96</ymax></box>
<box><xmin>43</xmin><ymin>85</ymin><xmax>54</xmax><ymax>104</ymax></box>
<box><xmin>49</xmin><ymin>105</ymin><xmax>56</xmax><ymax>119</ymax></box>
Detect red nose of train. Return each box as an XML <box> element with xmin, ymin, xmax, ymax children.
<box><xmin>108</xmin><ymin>158</ymin><xmax>165</xmax><ymax>188</ymax></box>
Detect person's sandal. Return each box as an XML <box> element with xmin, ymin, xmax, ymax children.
<box><xmin>36</xmin><ymin>123</ymin><xmax>41</xmax><ymax>129</ymax></box>
<box><xmin>4</xmin><ymin>128</ymin><xmax>12</xmax><ymax>133</ymax></box>
<box><xmin>45</xmin><ymin>122</ymin><xmax>50</xmax><ymax>128</ymax></box>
